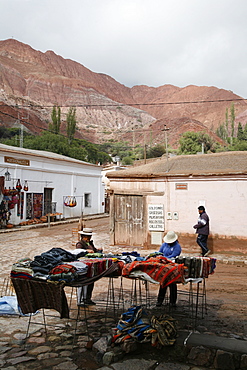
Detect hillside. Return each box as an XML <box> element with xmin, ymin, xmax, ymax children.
<box><xmin>0</xmin><ymin>38</ymin><xmax>246</xmax><ymax>148</ymax></box>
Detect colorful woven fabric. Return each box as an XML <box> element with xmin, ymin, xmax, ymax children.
<box><xmin>113</xmin><ymin>305</ymin><xmax>154</xmax><ymax>344</ymax></box>
<box><xmin>80</xmin><ymin>258</ymin><xmax>119</xmax><ymax>277</ymax></box>
<box><xmin>175</xmin><ymin>256</ymin><xmax>216</xmax><ymax>278</ymax></box>
<box><xmin>151</xmin><ymin>314</ymin><xmax>177</xmax><ymax>346</ymax></box>
<box><xmin>122</xmin><ymin>256</ymin><xmax>185</xmax><ymax>288</ymax></box>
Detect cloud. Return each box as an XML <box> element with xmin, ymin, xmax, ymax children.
<box><xmin>1</xmin><ymin>0</ymin><xmax>247</xmax><ymax>97</ymax></box>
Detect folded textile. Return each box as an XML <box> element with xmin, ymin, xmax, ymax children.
<box><xmin>122</xmin><ymin>256</ymin><xmax>184</xmax><ymax>288</ymax></box>
<box><xmin>113</xmin><ymin>305</ymin><xmax>154</xmax><ymax>344</ymax></box>
<box><xmin>67</xmin><ymin>261</ymin><xmax>88</xmax><ymax>275</ymax></box>
<box><xmin>30</xmin><ymin>247</ymin><xmax>78</xmax><ymax>272</ymax></box>
<box><xmin>11</xmin><ymin>258</ymin><xmax>34</xmax><ymax>279</ymax></box>
<box><xmin>175</xmin><ymin>256</ymin><xmax>216</xmax><ymax>278</ymax></box>
<box><xmin>69</xmin><ymin>249</ymin><xmax>88</xmax><ymax>258</ymax></box>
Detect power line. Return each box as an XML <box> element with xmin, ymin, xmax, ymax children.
<box><xmin>0</xmin><ymin>97</ymin><xmax>247</xmax><ymax>110</ymax></box>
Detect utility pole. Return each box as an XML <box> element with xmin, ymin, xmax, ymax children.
<box><xmin>143</xmin><ymin>131</ymin><xmax>147</xmax><ymax>164</ymax></box>
<box><xmin>162</xmin><ymin>125</ymin><xmax>170</xmax><ymax>172</ymax></box>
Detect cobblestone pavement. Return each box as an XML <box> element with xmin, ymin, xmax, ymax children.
<box><xmin>0</xmin><ymin>216</ymin><xmax>246</xmax><ymax>369</ymax></box>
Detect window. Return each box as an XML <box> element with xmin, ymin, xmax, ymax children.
<box><xmin>84</xmin><ymin>193</ymin><xmax>91</xmax><ymax>208</ymax></box>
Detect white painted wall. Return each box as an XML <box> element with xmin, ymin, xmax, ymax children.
<box><xmin>0</xmin><ymin>144</ymin><xmax>105</xmax><ymax>225</ymax></box>
<box><xmin>109</xmin><ymin>175</ymin><xmax>247</xmax><ymax>238</ymax></box>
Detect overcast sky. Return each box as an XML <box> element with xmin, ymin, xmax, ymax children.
<box><xmin>1</xmin><ymin>0</ymin><xmax>247</xmax><ymax>98</ymax></box>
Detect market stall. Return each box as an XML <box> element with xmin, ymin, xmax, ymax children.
<box><xmin>10</xmin><ymin>248</ymin><xmax>216</xmax><ymax>338</ymax></box>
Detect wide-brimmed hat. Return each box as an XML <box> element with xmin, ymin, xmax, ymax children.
<box><xmin>78</xmin><ymin>227</ymin><xmax>93</xmax><ymax>236</ymax></box>
<box><xmin>163</xmin><ymin>231</ymin><xmax>178</xmax><ymax>243</ymax></box>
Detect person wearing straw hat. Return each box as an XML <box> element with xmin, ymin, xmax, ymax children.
<box><xmin>76</xmin><ymin>228</ymin><xmax>98</xmax><ymax>253</ymax></box>
<box><xmin>156</xmin><ymin>231</ymin><xmax>182</xmax><ymax>307</ymax></box>
<box><xmin>76</xmin><ymin>228</ymin><xmax>102</xmax><ymax>306</ymax></box>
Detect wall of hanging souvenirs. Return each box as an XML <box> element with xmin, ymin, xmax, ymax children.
<box><xmin>64</xmin><ymin>196</ymin><xmax>77</xmax><ymax>208</ymax></box>
<box><xmin>0</xmin><ymin>179</ymin><xmax>30</xmax><ymax>227</ymax></box>
<box><xmin>26</xmin><ymin>193</ymin><xmax>43</xmax><ymax>219</ymax></box>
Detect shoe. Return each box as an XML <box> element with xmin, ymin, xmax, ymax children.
<box><xmin>77</xmin><ymin>302</ymin><xmax>87</xmax><ymax>307</ymax></box>
<box><xmin>84</xmin><ymin>299</ymin><xmax>96</xmax><ymax>305</ymax></box>
<box><xmin>170</xmin><ymin>303</ymin><xmax>177</xmax><ymax>308</ymax></box>
<box><xmin>203</xmin><ymin>250</ymin><xmax>211</xmax><ymax>257</ymax></box>
<box><xmin>156</xmin><ymin>302</ymin><xmax>162</xmax><ymax>307</ymax></box>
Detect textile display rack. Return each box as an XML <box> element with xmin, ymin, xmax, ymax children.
<box><xmin>10</xmin><ymin>249</ymin><xmax>216</xmax><ymax>342</ymax></box>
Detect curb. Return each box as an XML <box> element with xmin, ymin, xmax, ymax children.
<box><xmin>0</xmin><ymin>213</ymin><xmax>109</xmax><ymax>234</ymax></box>
<box><xmin>177</xmin><ymin>331</ymin><xmax>247</xmax><ymax>354</ymax></box>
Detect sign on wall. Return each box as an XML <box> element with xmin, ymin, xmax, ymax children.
<box><xmin>175</xmin><ymin>183</ymin><xmax>188</xmax><ymax>190</ymax></box>
<box><xmin>4</xmin><ymin>156</ymin><xmax>30</xmax><ymax>166</ymax></box>
<box><xmin>148</xmin><ymin>204</ymin><xmax>164</xmax><ymax>231</ymax></box>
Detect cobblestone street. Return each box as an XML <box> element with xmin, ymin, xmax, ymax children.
<box><xmin>0</xmin><ymin>216</ymin><xmax>247</xmax><ymax>369</ymax></box>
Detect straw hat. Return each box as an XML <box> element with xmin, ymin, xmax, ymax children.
<box><xmin>78</xmin><ymin>227</ymin><xmax>93</xmax><ymax>236</ymax></box>
<box><xmin>163</xmin><ymin>231</ymin><xmax>178</xmax><ymax>243</ymax></box>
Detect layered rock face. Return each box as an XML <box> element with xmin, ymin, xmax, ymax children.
<box><xmin>0</xmin><ymin>39</ymin><xmax>246</xmax><ymax>147</ymax></box>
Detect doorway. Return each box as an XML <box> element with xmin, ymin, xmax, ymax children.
<box><xmin>44</xmin><ymin>188</ymin><xmax>53</xmax><ymax>214</ymax></box>
<box><xmin>113</xmin><ymin>194</ymin><xmax>145</xmax><ymax>246</ymax></box>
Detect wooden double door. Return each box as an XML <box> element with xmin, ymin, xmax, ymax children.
<box><xmin>113</xmin><ymin>194</ymin><xmax>145</xmax><ymax>246</ymax></box>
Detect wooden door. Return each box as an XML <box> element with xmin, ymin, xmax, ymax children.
<box><xmin>44</xmin><ymin>188</ymin><xmax>53</xmax><ymax>214</ymax></box>
<box><xmin>114</xmin><ymin>194</ymin><xmax>144</xmax><ymax>246</ymax></box>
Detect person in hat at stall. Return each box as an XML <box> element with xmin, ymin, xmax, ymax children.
<box><xmin>156</xmin><ymin>230</ymin><xmax>182</xmax><ymax>307</ymax></box>
<box><xmin>76</xmin><ymin>228</ymin><xmax>102</xmax><ymax>306</ymax></box>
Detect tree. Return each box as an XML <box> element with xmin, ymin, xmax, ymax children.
<box><xmin>225</xmin><ymin>108</ymin><xmax>229</xmax><ymax>137</ymax></box>
<box><xmin>244</xmin><ymin>124</ymin><xmax>247</xmax><ymax>140</ymax></box>
<box><xmin>49</xmin><ymin>106</ymin><xmax>61</xmax><ymax>134</ymax></box>
<box><xmin>216</xmin><ymin>123</ymin><xmax>228</xmax><ymax>141</ymax></box>
<box><xmin>230</xmin><ymin>103</ymin><xmax>235</xmax><ymax>142</ymax></box>
<box><xmin>147</xmin><ymin>144</ymin><xmax>166</xmax><ymax>158</ymax></box>
<box><xmin>237</xmin><ymin>123</ymin><xmax>245</xmax><ymax>141</ymax></box>
<box><xmin>66</xmin><ymin>107</ymin><xmax>77</xmax><ymax>144</ymax></box>
<box><xmin>178</xmin><ymin>131</ymin><xmax>215</xmax><ymax>155</ymax></box>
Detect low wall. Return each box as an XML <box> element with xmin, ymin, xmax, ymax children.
<box><xmin>179</xmin><ymin>233</ymin><xmax>247</xmax><ymax>256</ymax></box>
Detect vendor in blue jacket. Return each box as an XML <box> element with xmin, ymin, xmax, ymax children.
<box><xmin>156</xmin><ymin>230</ymin><xmax>182</xmax><ymax>307</ymax></box>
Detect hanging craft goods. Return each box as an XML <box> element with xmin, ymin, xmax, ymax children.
<box><xmin>64</xmin><ymin>196</ymin><xmax>77</xmax><ymax>207</ymax></box>
<box><xmin>23</xmin><ymin>180</ymin><xmax>28</xmax><ymax>191</ymax></box>
<box><xmin>64</xmin><ymin>196</ymin><xmax>70</xmax><ymax>207</ymax></box>
<box><xmin>3</xmin><ymin>188</ymin><xmax>10</xmax><ymax>196</ymax></box>
<box><xmin>69</xmin><ymin>196</ymin><xmax>77</xmax><ymax>207</ymax></box>
<box><xmin>16</xmin><ymin>179</ymin><xmax>22</xmax><ymax>191</ymax></box>
<box><xmin>12</xmin><ymin>195</ymin><xmax>19</xmax><ymax>204</ymax></box>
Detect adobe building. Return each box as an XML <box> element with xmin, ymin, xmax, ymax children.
<box><xmin>0</xmin><ymin>143</ymin><xmax>105</xmax><ymax>227</ymax></box>
<box><xmin>106</xmin><ymin>151</ymin><xmax>247</xmax><ymax>255</ymax></box>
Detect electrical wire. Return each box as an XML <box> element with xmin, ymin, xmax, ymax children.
<box><xmin>0</xmin><ymin>97</ymin><xmax>247</xmax><ymax>109</ymax></box>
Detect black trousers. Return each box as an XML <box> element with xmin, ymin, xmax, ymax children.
<box><xmin>196</xmin><ymin>234</ymin><xmax>208</xmax><ymax>255</ymax></box>
<box><xmin>157</xmin><ymin>283</ymin><xmax>177</xmax><ymax>305</ymax></box>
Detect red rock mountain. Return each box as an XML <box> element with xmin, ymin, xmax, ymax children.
<box><xmin>0</xmin><ymin>39</ymin><xmax>246</xmax><ymax>148</ymax></box>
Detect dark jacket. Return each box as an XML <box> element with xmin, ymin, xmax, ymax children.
<box><xmin>193</xmin><ymin>211</ymin><xmax>210</xmax><ymax>235</ymax></box>
<box><xmin>76</xmin><ymin>239</ymin><xmax>98</xmax><ymax>253</ymax></box>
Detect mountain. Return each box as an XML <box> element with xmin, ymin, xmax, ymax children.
<box><xmin>0</xmin><ymin>38</ymin><xmax>246</xmax><ymax>148</ymax></box>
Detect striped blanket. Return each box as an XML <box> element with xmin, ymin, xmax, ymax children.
<box><xmin>122</xmin><ymin>256</ymin><xmax>185</xmax><ymax>288</ymax></box>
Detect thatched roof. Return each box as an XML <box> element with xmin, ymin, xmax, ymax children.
<box><xmin>107</xmin><ymin>151</ymin><xmax>247</xmax><ymax>178</ymax></box>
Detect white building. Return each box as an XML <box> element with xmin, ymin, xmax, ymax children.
<box><xmin>0</xmin><ymin>144</ymin><xmax>105</xmax><ymax>226</ymax></box>
<box><xmin>107</xmin><ymin>151</ymin><xmax>247</xmax><ymax>254</ymax></box>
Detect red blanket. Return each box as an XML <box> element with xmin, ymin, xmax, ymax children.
<box><xmin>122</xmin><ymin>256</ymin><xmax>185</xmax><ymax>288</ymax></box>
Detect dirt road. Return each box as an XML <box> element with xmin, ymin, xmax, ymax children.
<box><xmin>1</xmin><ymin>217</ymin><xmax>247</xmax><ymax>337</ymax></box>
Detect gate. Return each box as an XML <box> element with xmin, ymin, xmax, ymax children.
<box><xmin>113</xmin><ymin>194</ymin><xmax>145</xmax><ymax>246</ymax></box>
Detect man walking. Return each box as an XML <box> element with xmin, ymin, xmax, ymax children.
<box><xmin>193</xmin><ymin>206</ymin><xmax>210</xmax><ymax>256</ymax></box>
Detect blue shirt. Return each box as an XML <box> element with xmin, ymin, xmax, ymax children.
<box><xmin>159</xmin><ymin>240</ymin><xmax>182</xmax><ymax>259</ymax></box>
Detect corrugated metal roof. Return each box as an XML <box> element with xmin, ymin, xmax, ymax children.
<box><xmin>0</xmin><ymin>143</ymin><xmax>100</xmax><ymax>167</ymax></box>
<box><xmin>107</xmin><ymin>151</ymin><xmax>247</xmax><ymax>178</ymax></box>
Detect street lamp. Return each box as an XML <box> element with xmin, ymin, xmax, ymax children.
<box><xmin>4</xmin><ymin>169</ymin><xmax>11</xmax><ymax>181</ymax></box>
